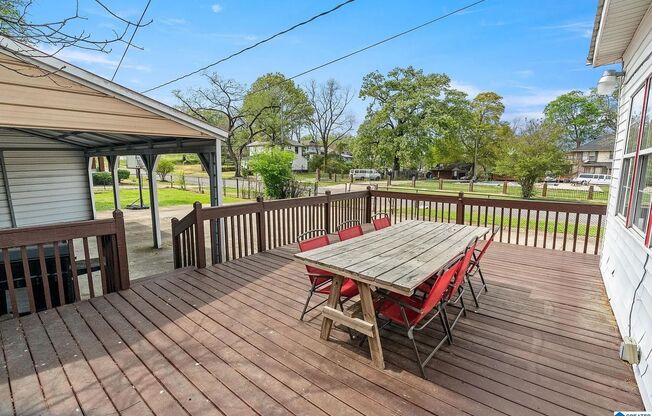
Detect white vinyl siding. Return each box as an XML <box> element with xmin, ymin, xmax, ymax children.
<box><xmin>0</xmin><ymin>129</ymin><xmax>92</xmax><ymax>227</ymax></box>
<box><xmin>601</xmin><ymin>7</ymin><xmax>652</xmax><ymax>409</ymax></box>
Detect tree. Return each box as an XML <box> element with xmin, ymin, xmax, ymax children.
<box><xmin>156</xmin><ymin>159</ymin><xmax>175</xmax><ymax>182</ymax></box>
<box><xmin>355</xmin><ymin>67</ymin><xmax>459</xmax><ymax>173</ymax></box>
<box><xmin>242</xmin><ymin>73</ymin><xmax>312</xmax><ymax>146</ymax></box>
<box><xmin>543</xmin><ymin>90</ymin><xmax>603</xmax><ymax>149</ymax></box>
<box><xmin>429</xmin><ymin>92</ymin><xmax>509</xmax><ymax>178</ymax></box>
<box><xmin>494</xmin><ymin>120</ymin><xmax>568</xmax><ymax>198</ymax></box>
<box><xmin>304</xmin><ymin>79</ymin><xmax>354</xmax><ymax>170</ymax></box>
<box><xmin>1</xmin><ymin>0</ymin><xmax>151</xmax><ymax>75</ymax></box>
<box><xmin>248</xmin><ymin>148</ymin><xmax>294</xmax><ymax>199</ymax></box>
<box><xmin>174</xmin><ymin>74</ymin><xmax>271</xmax><ymax>177</ymax></box>
<box><xmin>589</xmin><ymin>88</ymin><xmax>618</xmax><ymax>133</ymax></box>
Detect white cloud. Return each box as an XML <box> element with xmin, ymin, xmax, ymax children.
<box><xmin>44</xmin><ymin>48</ymin><xmax>151</xmax><ymax>73</ymax></box>
<box><xmin>539</xmin><ymin>21</ymin><xmax>593</xmax><ymax>39</ymax></box>
<box><xmin>502</xmin><ymin>88</ymin><xmax>569</xmax><ymax>108</ymax></box>
<box><xmin>158</xmin><ymin>17</ymin><xmax>188</xmax><ymax>26</ymax></box>
<box><xmin>450</xmin><ymin>80</ymin><xmax>481</xmax><ymax>98</ymax></box>
<box><xmin>211</xmin><ymin>4</ymin><xmax>223</xmax><ymax>13</ymax></box>
<box><xmin>515</xmin><ymin>69</ymin><xmax>534</xmax><ymax>78</ymax></box>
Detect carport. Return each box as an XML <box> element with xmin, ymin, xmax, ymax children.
<box><xmin>0</xmin><ymin>35</ymin><xmax>227</xmax><ymax>248</ymax></box>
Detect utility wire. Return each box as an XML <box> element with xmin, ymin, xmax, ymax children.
<box><xmin>244</xmin><ymin>0</ymin><xmax>485</xmax><ymax>97</ymax></box>
<box><xmin>112</xmin><ymin>0</ymin><xmax>152</xmax><ymax>81</ymax></box>
<box><xmin>142</xmin><ymin>0</ymin><xmax>355</xmax><ymax>93</ymax></box>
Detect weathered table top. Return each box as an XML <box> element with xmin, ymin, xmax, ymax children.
<box><xmin>295</xmin><ymin>220</ymin><xmax>490</xmax><ymax>295</ymax></box>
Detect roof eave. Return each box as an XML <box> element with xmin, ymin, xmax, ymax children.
<box><xmin>0</xmin><ymin>35</ymin><xmax>228</xmax><ymax>141</ymax></box>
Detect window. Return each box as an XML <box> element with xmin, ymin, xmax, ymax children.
<box><xmin>618</xmin><ymin>86</ymin><xmax>646</xmax><ymax>217</ymax></box>
<box><xmin>632</xmin><ymin>85</ymin><xmax>652</xmax><ymax>233</ymax></box>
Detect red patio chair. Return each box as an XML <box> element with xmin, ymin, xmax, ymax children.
<box><xmin>297</xmin><ymin>229</ymin><xmax>359</xmax><ymax>321</ymax></box>
<box><xmin>372</xmin><ymin>213</ymin><xmax>391</xmax><ymax>230</ymax></box>
<box><xmin>336</xmin><ymin>220</ymin><xmax>364</xmax><ymax>241</ymax></box>
<box><xmin>375</xmin><ymin>259</ymin><xmax>463</xmax><ymax>378</ymax></box>
<box><xmin>443</xmin><ymin>237</ymin><xmax>478</xmax><ymax>335</ymax></box>
<box><xmin>466</xmin><ymin>230</ymin><xmax>496</xmax><ymax>307</ymax></box>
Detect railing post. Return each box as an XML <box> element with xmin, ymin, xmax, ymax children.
<box><xmin>456</xmin><ymin>192</ymin><xmax>465</xmax><ymax>225</ymax></box>
<box><xmin>542</xmin><ymin>181</ymin><xmax>548</xmax><ymax>197</ymax></box>
<box><xmin>502</xmin><ymin>181</ymin><xmax>508</xmax><ymax>194</ymax></box>
<box><xmin>365</xmin><ymin>186</ymin><xmax>372</xmax><ymax>223</ymax></box>
<box><xmin>256</xmin><ymin>196</ymin><xmax>266</xmax><ymax>252</ymax></box>
<box><xmin>112</xmin><ymin>210</ymin><xmax>130</xmax><ymax>290</ymax></box>
<box><xmin>171</xmin><ymin>217</ymin><xmax>181</xmax><ymax>269</ymax></box>
<box><xmin>469</xmin><ymin>180</ymin><xmax>474</xmax><ymax>192</ymax></box>
<box><xmin>588</xmin><ymin>185</ymin><xmax>594</xmax><ymax>200</ymax></box>
<box><xmin>439</xmin><ymin>178</ymin><xmax>443</xmax><ymax>190</ymax></box>
<box><xmin>325</xmin><ymin>190</ymin><xmax>332</xmax><ymax>233</ymax></box>
<box><xmin>193</xmin><ymin>202</ymin><xmax>206</xmax><ymax>268</ymax></box>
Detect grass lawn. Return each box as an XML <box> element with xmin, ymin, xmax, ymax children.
<box><xmin>94</xmin><ymin>187</ymin><xmax>245</xmax><ymax>211</ymax></box>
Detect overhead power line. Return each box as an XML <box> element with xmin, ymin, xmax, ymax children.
<box><xmin>112</xmin><ymin>0</ymin><xmax>152</xmax><ymax>81</ymax></box>
<box><xmin>233</xmin><ymin>0</ymin><xmax>485</xmax><ymax>98</ymax></box>
<box><xmin>142</xmin><ymin>0</ymin><xmax>356</xmax><ymax>93</ymax></box>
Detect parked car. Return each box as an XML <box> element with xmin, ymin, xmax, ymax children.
<box><xmin>349</xmin><ymin>169</ymin><xmax>382</xmax><ymax>181</ymax></box>
<box><xmin>570</xmin><ymin>173</ymin><xmax>612</xmax><ymax>186</ymax></box>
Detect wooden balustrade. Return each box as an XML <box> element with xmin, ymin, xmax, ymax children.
<box><xmin>172</xmin><ymin>189</ymin><xmax>607</xmax><ymax>269</ymax></box>
<box><xmin>0</xmin><ymin>210</ymin><xmax>129</xmax><ymax>317</ymax></box>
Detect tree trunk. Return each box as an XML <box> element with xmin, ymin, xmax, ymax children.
<box><xmin>393</xmin><ymin>156</ymin><xmax>400</xmax><ymax>174</ymax></box>
<box><xmin>323</xmin><ymin>142</ymin><xmax>329</xmax><ymax>171</ymax></box>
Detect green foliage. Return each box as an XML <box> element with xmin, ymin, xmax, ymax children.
<box><xmin>543</xmin><ymin>90</ymin><xmax>605</xmax><ymax>149</ymax></box>
<box><xmin>429</xmin><ymin>92</ymin><xmax>510</xmax><ymax>178</ymax></box>
<box><xmin>156</xmin><ymin>159</ymin><xmax>175</xmax><ymax>182</ymax></box>
<box><xmin>308</xmin><ymin>154</ymin><xmax>351</xmax><ymax>174</ymax></box>
<box><xmin>243</xmin><ymin>73</ymin><xmax>312</xmax><ymax>145</ymax></box>
<box><xmin>117</xmin><ymin>169</ymin><xmax>130</xmax><ymax>182</ymax></box>
<box><xmin>0</xmin><ymin>1</ymin><xmax>23</xmax><ymax>36</ymax></box>
<box><xmin>248</xmin><ymin>148</ymin><xmax>295</xmax><ymax>199</ymax></box>
<box><xmin>92</xmin><ymin>172</ymin><xmax>112</xmax><ymax>186</ymax></box>
<box><xmin>353</xmin><ymin>66</ymin><xmax>468</xmax><ymax>172</ymax></box>
<box><xmin>494</xmin><ymin>120</ymin><xmax>569</xmax><ymax>198</ymax></box>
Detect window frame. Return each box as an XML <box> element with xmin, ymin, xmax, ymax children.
<box><xmin>616</xmin><ymin>73</ymin><xmax>652</xmax><ymax>245</ymax></box>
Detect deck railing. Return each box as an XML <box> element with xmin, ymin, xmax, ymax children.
<box><xmin>172</xmin><ymin>189</ymin><xmax>607</xmax><ymax>269</ymax></box>
<box><xmin>0</xmin><ymin>210</ymin><xmax>129</xmax><ymax>317</ymax></box>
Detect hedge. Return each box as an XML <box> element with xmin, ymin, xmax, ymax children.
<box><xmin>92</xmin><ymin>172</ymin><xmax>112</xmax><ymax>186</ymax></box>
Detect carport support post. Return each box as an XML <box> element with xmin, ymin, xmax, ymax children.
<box><xmin>199</xmin><ymin>141</ymin><xmax>225</xmax><ymax>264</ymax></box>
<box><xmin>108</xmin><ymin>156</ymin><xmax>121</xmax><ymax>210</ymax></box>
<box><xmin>141</xmin><ymin>154</ymin><xmax>162</xmax><ymax>248</ymax></box>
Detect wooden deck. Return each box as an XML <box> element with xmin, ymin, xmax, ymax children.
<box><xmin>0</xmin><ymin>242</ymin><xmax>643</xmax><ymax>415</ymax></box>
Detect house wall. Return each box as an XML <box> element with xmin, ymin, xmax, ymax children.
<box><xmin>600</xmin><ymin>8</ymin><xmax>652</xmax><ymax>409</ymax></box>
<box><xmin>0</xmin><ymin>128</ymin><xmax>93</xmax><ymax>227</ymax></box>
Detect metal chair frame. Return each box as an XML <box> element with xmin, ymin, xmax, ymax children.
<box><xmin>465</xmin><ymin>230</ymin><xmax>496</xmax><ymax>308</ymax></box>
<box><xmin>371</xmin><ymin>212</ymin><xmax>391</xmax><ymax>230</ymax></box>
<box><xmin>443</xmin><ymin>238</ymin><xmax>478</xmax><ymax>335</ymax></box>
<box><xmin>336</xmin><ymin>219</ymin><xmax>362</xmax><ymax>232</ymax></box>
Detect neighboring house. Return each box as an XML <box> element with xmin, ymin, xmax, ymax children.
<box><xmin>302</xmin><ymin>139</ymin><xmax>323</xmax><ymax>158</ymax></box>
<box><xmin>246</xmin><ymin>140</ymin><xmax>308</xmax><ymax>171</ymax></box>
<box><xmin>588</xmin><ymin>0</ymin><xmax>652</xmax><ymax>408</ymax></box>
<box><xmin>567</xmin><ymin>135</ymin><xmax>615</xmax><ymax>175</ymax></box>
<box><xmin>425</xmin><ymin>163</ymin><xmax>471</xmax><ymax>180</ymax></box>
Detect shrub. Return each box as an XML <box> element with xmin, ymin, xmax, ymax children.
<box><xmin>248</xmin><ymin>148</ymin><xmax>294</xmax><ymax>199</ymax></box>
<box><xmin>92</xmin><ymin>172</ymin><xmax>112</xmax><ymax>186</ymax></box>
<box><xmin>156</xmin><ymin>159</ymin><xmax>175</xmax><ymax>181</ymax></box>
<box><xmin>117</xmin><ymin>169</ymin><xmax>130</xmax><ymax>182</ymax></box>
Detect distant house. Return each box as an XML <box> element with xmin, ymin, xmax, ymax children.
<box><xmin>302</xmin><ymin>139</ymin><xmax>322</xmax><ymax>158</ymax></box>
<box><xmin>425</xmin><ymin>163</ymin><xmax>471</xmax><ymax>180</ymax></box>
<box><xmin>246</xmin><ymin>140</ymin><xmax>308</xmax><ymax>172</ymax></box>
<box><xmin>567</xmin><ymin>135</ymin><xmax>615</xmax><ymax>176</ymax></box>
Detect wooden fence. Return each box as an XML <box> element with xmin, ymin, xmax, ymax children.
<box><xmin>0</xmin><ymin>210</ymin><xmax>129</xmax><ymax>317</ymax></box>
<box><xmin>172</xmin><ymin>189</ymin><xmax>607</xmax><ymax>269</ymax></box>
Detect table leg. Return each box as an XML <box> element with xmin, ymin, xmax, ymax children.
<box><xmin>358</xmin><ymin>282</ymin><xmax>385</xmax><ymax>369</ymax></box>
<box><xmin>320</xmin><ymin>275</ymin><xmax>343</xmax><ymax>340</ymax></box>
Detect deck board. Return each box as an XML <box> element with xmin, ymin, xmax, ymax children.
<box><xmin>0</xmin><ymin>241</ymin><xmax>644</xmax><ymax>415</ymax></box>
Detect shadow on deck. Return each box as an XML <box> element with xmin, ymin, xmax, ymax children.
<box><xmin>0</xmin><ymin>242</ymin><xmax>643</xmax><ymax>415</ymax></box>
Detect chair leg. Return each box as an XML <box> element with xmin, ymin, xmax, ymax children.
<box><xmin>478</xmin><ymin>266</ymin><xmax>488</xmax><ymax>292</ymax></box>
<box><xmin>459</xmin><ymin>290</ymin><xmax>467</xmax><ymax>318</ymax></box>
<box><xmin>300</xmin><ymin>285</ymin><xmax>316</xmax><ymax>321</ymax></box>
<box><xmin>439</xmin><ymin>309</ymin><xmax>452</xmax><ymax>345</ymax></box>
<box><xmin>441</xmin><ymin>307</ymin><xmax>453</xmax><ymax>343</ymax></box>
<box><xmin>467</xmin><ymin>277</ymin><xmax>480</xmax><ymax>309</ymax></box>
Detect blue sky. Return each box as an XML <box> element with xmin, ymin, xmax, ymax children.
<box><xmin>30</xmin><ymin>0</ymin><xmax>616</xmax><ymax>124</ymax></box>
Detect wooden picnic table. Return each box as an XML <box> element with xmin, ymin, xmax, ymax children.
<box><xmin>295</xmin><ymin>220</ymin><xmax>489</xmax><ymax>369</ymax></box>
